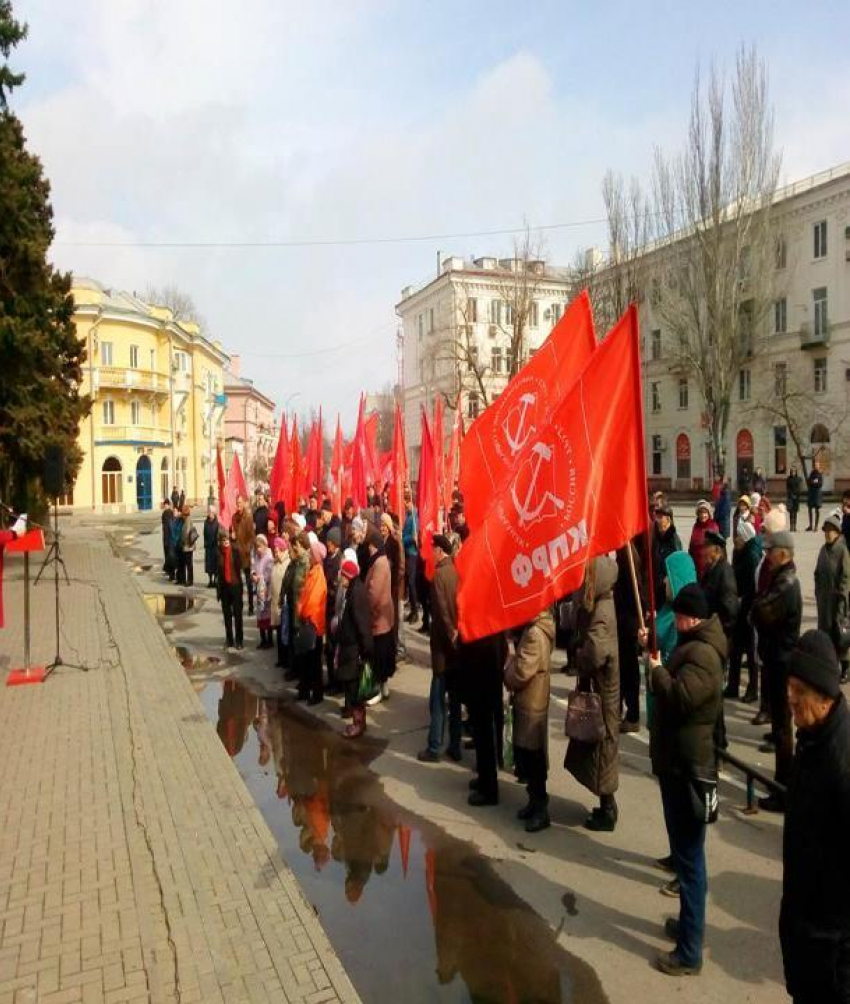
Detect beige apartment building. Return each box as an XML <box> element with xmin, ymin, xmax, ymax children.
<box><xmin>640</xmin><ymin>162</ymin><xmax>850</xmax><ymax>496</ymax></box>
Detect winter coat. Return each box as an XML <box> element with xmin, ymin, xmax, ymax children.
<box><xmin>251</xmin><ymin>549</ymin><xmax>274</xmax><ymax>621</ymax></box>
<box><xmin>807</xmin><ymin>468</ymin><xmax>824</xmax><ymax>508</ymax></box>
<box><xmin>780</xmin><ymin>695</ymin><xmax>850</xmax><ymax>1001</ymax></box>
<box><xmin>335</xmin><ymin>578</ymin><xmax>373</xmax><ymax>683</ymax></box>
<box><xmin>282</xmin><ymin>552</ymin><xmax>309</xmax><ymax>633</ymax></box>
<box><xmin>216</xmin><ymin>545</ymin><xmax>243</xmax><ymax>600</ymax></box>
<box><xmin>785</xmin><ymin>474</ymin><xmax>803</xmax><ymax>509</ymax></box>
<box><xmin>323</xmin><ymin>549</ymin><xmax>342</xmax><ymax>628</ymax></box>
<box><xmin>814</xmin><ymin>535</ymin><xmax>850</xmax><ymax>644</ymax></box>
<box><xmin>430</xmin><ymin>556</ymin><xmax>458</xmax><ymax>677</ymax></box>
<box><xmin>298</xmin><ymin>563</ymin><xmax>327</xmax><ymax>638</ymax></box>
<box><xmin>505</xmin><ymin>610</ymin><xmax>554</xmax><ymax>751</ymax></box>
<box><xmin>203</xmin><ymin>517</ymin><xmax>220</xmax><ymax>575</ymax></box>
<box><xmin>253</xmin><ymin>505</ymin><xmax>270</xmax><ymax>538</ymax></box>
<box><xmin>732</xmin><ymin>538</ymin><xmax>760</xmax><ymax>646</ymax></box>
<box><xmin>270</xmin><ymin>556</ymin><xmax>289</xmax><ymax>628</ymax></box>
<box><xmin>650</xmin><ymin>614</ymin><xmax>726</xmax><ymax>780</ymax></box>
<box><xmin>714</xmin><ymin>488</ymin><xmax>732</xmax><ymax>539</ymax></box>
<box><xmin>753</xmin><ymin>473</ymin><xmax>767</xmax><ymax>496</ymax></box>
<box><xmin>613</xmin><ymin>541</ymin><xmax>645</xmax><ymax>638</ymax></box>
<box><xmin>231</xmin><ymin>510</ymin><xmax>255</xmax><ymax>566</ymax></box>
<box><xmin>384</xmin><ymin>531</ymin><xmax>404</xmax><ymax>607</ymax></box>
<box><xmin>161</xmin><ymin>508</ymin><xmax>174</xmax><ymax>551</ymax></box>
<box><xmin>652</xmin><ymin>523</ymin><xmax>682</xmax><ymax>607</ymax></box>
<box><xmin>179</xmin><ymin>517</ymin><xmax>196</xmax><ymax>552</ymax></box>
<box><xmin>688</xmin><ymin>518</ymin><xmax>720</xmax><ymax>579</ymax></box>
<box><xmin>751</xmin><ymin>560</ymin><xmax>802</xmax><ymax>671</ymax></box>
<box><xmin>365</xmin><ymin>552</ymin><xmax>394</xmax><ymax>636</ymax></box>
<box><xmin>699</xmin><ymin>554</ymin><xmax>739</xmax><ymax>639</ymax></box>
<box><xmin>564</xmin><ymin>556</ymin><xmax>620</xmax><ymax>797</ymax></box>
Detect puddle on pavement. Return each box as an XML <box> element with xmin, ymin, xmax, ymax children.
<box><xmin>144</xmin><ymin>593</ymin><xmax>197</xmax><ymax>616</ymax></box>
<box><xmin>198</xmin><ymin>679</ymin><xmax>607</xmax><ymax>1004</ymax></box>
<box><xmin>173</xmin><ymin>645</ymin><xmax>222</xmax><ymax>672</ymax></box>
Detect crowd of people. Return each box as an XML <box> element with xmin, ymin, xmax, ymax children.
<box><xmin>154</xmin><ymin>474</ymin><xmax>849</xmax><ymax>997</ymax></box>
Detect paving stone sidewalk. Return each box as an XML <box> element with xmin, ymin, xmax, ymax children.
<box><xmin>0</xmin><ymin>524</ymin><xmax>360</xmax><ymax>1004</ymax></box>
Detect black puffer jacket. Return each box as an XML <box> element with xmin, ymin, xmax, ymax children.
<box><xmin>650</xmin><ymin>614</ymin><xmax>726</xmax><ymax>780</ymax></box>
<box><xmin>700</xmin><ymin>555</ymin><xmax>739</xmax><ymax>638</ymax></box>
<box><xmin>751</xmin><ymin>561</ymin><xmax>802</xmax><ymax>669</ymax></box>
<box><xmin>335</xmin><ymin>577</ymin><xmax>373</xmax><ymax>684</ymax></box>
<box><xmin>780</xmin><ymin>695</ymin><xmax>850</xmax><ymax>1000</ymax></box>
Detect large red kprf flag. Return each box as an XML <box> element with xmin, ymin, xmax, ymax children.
<box><xmin>456</xmin><ymin>306</ymin><xmax>648</xmax><ymax>641</ymax></box>
<box><xmin>288</xmin><ymin>416</ymin><xmax>302</xmax><ymax>514</ymax></box>
<box><xmin>269</xmin><ymin>416</ymin><xmax>289</xmax><ymax>509</ymax></box>
<box><xmin>459</xmin><ymin>290</ymin><xmax>596</xmax><ymax>530</ymax></box>
<box><xmin>444</xmin><ymin>404</ymin><xmax>462</xmax><ymax>518</ymax></box>
<box><xmin>417</xmin><ymin>408</ymin><xmax>439</xmax><ymax>580</ymax></box>
<box><xmin>390</xmin><ymin>401</ymin><xmax>408</xmax><ymax>519</ymax></box>
<box><xmin>231</xmin><ymin>451</ymin><xmax>249</xmax><ymax>502</ymax></box>
<box><xmin>331</xmin><ymin>416</ymin><xmax>344</xmax><ymax>515</ymax></box>
<box><xmin>350</xmin><ymin>395</ymin><xmax>370</xmax><ymax>508</ymax></box>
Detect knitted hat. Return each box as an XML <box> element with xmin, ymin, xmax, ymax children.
<box><xmin>695</xmin><ymin>499</ymin><xmax>712</xmax><ymax>514</ymax></box>
<box><xmin>703</xmin><ymin>530</ymin><xmax>726</xmax><ymax>549</ymax></box>
<box><xmin>292</xmin><ymin>513</ymin><xmax>307</xmax><ymax>530</ymax></box>
<box><xmin>343</xmin><ymin>547</ymin><xmax>358</xmax><ymax>565</ymax></box>
<box><xmin>764</xmin><ymin>530</ymin><xmax>795</xmax><ymax>551</ymax></box>
<box><xmin>823</xmin><ymin>513</ymin><xmax>842</xmax><ymax>534</ymax></box>
<box><xmin>789</xmin><ymin>629</ymin><xmax>841</xmax><ymax>698</ymax></box>
<box><xmin>671</xmin><ymin>583</ymin><xmax>709</xmax><ymax>619</ymax></box>
<box><xmin>351</xmin><ymin>515</ymin><xmax>367</xmax><ymax>535</ymax></box>
<box><xmin>272</xmin><ymin>536</ymin><xmax>286</xmax><ymax>551</ymax></box>
<box><xmin>326</xmin><ymin>527</ymin><xmax>341</xmax><ymax>548</ymax></box>
<box><xmin>763</xmin><ymin>506</ymin><xmax>788</xmax><ymax>534</ymax></box>
<box><xmin>255</xmin><ymin>533</ymin><xmax>268</xmax><ymax>547</ymax></box>
<box><xmin>432</xmin><ymin>533</ymin><xmax>453</xmax><ymax>555</ymax></box>
<box><xmin>340</xmin><ymin>558</ymin><xmax>359</xmax><ymax>580</ymax></box>
<box><xmin>749</xmin><ymin>492</ymin><xmax>762</xmax><ymax>511</ymax></box>
<box><xmin>735</xmin><ymin>520</ymin><xmax>756</xmax><ymax>543</ymax></box>
<box><xmin>737</xmin><ymin>494</ymin><xmax>752</xmax><ymax>509</ymax></box>
<box><xmin>310</xmin><ymin>538</ymin><xmax>327</xmax><ymax>564</ymax></box>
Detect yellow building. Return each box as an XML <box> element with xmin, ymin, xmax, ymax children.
<box><xmin>66</xmin><ymin>278</ymin><xmax>229</xmax><ymax>512</ymax></box>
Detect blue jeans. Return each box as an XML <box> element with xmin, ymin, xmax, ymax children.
<box><xmin>427</xmin><ymin>673</ymin><xmax>461</xmax><ymax>754</ymax></box>
<box><xmin>660</xmin><ymin>775</ymin><xmax>707</xmax><ymax>967</ymax></box>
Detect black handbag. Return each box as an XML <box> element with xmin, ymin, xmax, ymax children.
<box><xmin>293</xmin><ymin>621</ymin><xmax>317</xmax><ymax>656</ymax></box>
<box><xmin>688</xmin><ymin>775</ymin><xmax>719</xmax><ymax>824</ymax></box>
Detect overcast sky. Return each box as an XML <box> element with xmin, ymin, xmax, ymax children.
<box><xmin>11</xmin><ymin>0</ymin><xmax>850</xmax><ymax>430</ymax></box>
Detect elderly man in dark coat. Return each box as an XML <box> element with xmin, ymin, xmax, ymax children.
<box><xmin>417</xmin><ymin>535</ymin><xmax>461</xmax><ymax>764</ymax></box>
<box><xmin>814</xmin><ymin>513</ymin><xmax>850</xmax><ymax>683</ymax></box>
<box><xmin>780</xmin><ymin>630</ymin><xmax>850</xmax><ymax>1004</ymax></box>
<box><xmin>565</xmin><ymin>555</ymin><xmax>621</xmax><ymax>832</ymax></box>
<box><xmin>648</xmin><ymin>583</ymin><xmax>726</xmax><ymax>977</ymax></box>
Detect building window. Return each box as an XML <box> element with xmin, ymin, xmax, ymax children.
<box><xmin>814</xmin><ymin>357</ymin><xmax>828</xmax><ymax>394</ymax></box>
<box><xmin>813</xmin><ymin>287</ymin><xmax>828</xmax><ymax>338</ymax></box>
<box><xmin>491</xmin><ymin>347</ymin><xmax>503</xmax><ymax>374</ymax></box>
<box><xmin>467</xmin><ymin>392</ymin><xmax>480</xmax><ymax>420</ymax></box>
<box><xmin>149</xmin><ymin>348</ymin><xmax>155</xmax><ymax>370</ymax></box>
<box><xmin>774</xmin><ymin>362</ymin><xmax>787</xmax><ymax>396</ymax></box>
<box><xmin>738</xmin><ymin>300</ymin><xmax>754</xmax><ymax>356</ymax></box>
<box><xmin>468</xmin><ymin>344</ymin><xmax>479</xmax><ymax>369</ymax></box>
<box><xmin>131</xmin><ymin>401</ymin><xmax>141</xmax><ymax>425</ymax></box>
<box><xmin>651</xmin><ymin>434</ymin><xmax>663</xmax><ymax>477</ymax></box>
<box><xmin>529</xmin><ymin>302</ymin><xmax>538</xmax><ymax>328</ymax></box>
<box><xmin>150</xmin><ymin>403</ymin><xmax>156</xmax><ymax>425</ymax></box>
<box><xmin>101</xmin><ymin>341</ymin><xmax>113</xmax><ymax>365</ymax></box>
<box><xmin>102</xmin><ymin>399</ymin><xmax>115</xmax><ymax>425</ymax></box>
<box><xmin>417</xmin><ymin>314</ymin><xmax>424</xmax><ymax>341</ymax></box>
<box><xmin>814</xmin><ymin>220</ymin><xmax>827</xmax><ymax>259</ymax></box>
<box><xmin>466</xmin><ymin>297</ymin><xmax>478</xmax><ymax>323</ymax></box>
<box><xmin>651</xmin><ymin>329</ymin><xmax>662</xmax><ymax>361</ymax></box>
<box><xmin>160</xmin><ymin>457</ymin><xmax>170</xmax><ymax>500</ymax></box>
<box><xmin>129</xmin><ymin>345</ymin><xmax>139</xmax><ymax>368</ymax></box>
<box><xmin>676</xmin><ymin>433</ymin><xmax>691</xmax><ymax>482</ymax></box>
<box><xmin>775</xmin><ymin>235</ymin><xmax>787</xmax><ymax>270</ymax></box>
<box><xmin>489</xmin><ymin>299</ymin><xmax>502</xmax><ymax>325</ymax></box>
<box><xmin>774</xmin><ymin>298</ymin><xmax>787</xmax><ymax>335</ymax></box>
<box><xmin>428</xmin><ymin>307</ymin><xmax>434</xmax><ymax>333</ymax></box>
<box><xmin>774</xmin><ymin>425</ymin><xmax>787</xmax><ymax>475</ymax></box>
<box><xmin>738</xmin><ymin>368</ymin><xmax>751</xmax><ymax>402</ymax></box>
<box><xmin>101</xmin><ymin>457</ymin><xmax>123</xmax><ymax>505</ymax></box>
<box><xmin>550</xmin><ymin>303</ymin><xmax>562</xmax><ymax>327</ymax></box>
<box><xmin>505</xmin><ymin>302</ymin><xmax>514</xmax><ymax>326</ymax></box>
<box><xmin>678</xmin><ymin>378</ymin><xmax>689</xmax><ymax>410</ymax></box>
<box><xmin>651</xmin><ymin>382</ymin><xmax>661</xmax><ymax>413</ymax></box>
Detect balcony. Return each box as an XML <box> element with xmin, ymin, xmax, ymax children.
<box><xmin>95</xmin><ymin>425</ymin><xmax>172</xmax><ymax>446</ymax></box>
<box><xmin>799</xmin><ymin>321</ymin><xmax>830</xmax><ymax>350</ymax></box>
<box><xmin>96</xmin><ymin>366</ymin><xmax>171</xmax><ymax>394</ymax></box>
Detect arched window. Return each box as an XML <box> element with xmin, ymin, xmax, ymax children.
<box><xmin>811</xmin><ymin>424</ymin><xmax>830</xmax><ymax>445</ymax></box>
<box><xmin>676</xmin><ymin>433</ymin><xmax>691</xmax><ymax>482</ymax></box>
<box><xmin>811</xmin><ymin>424</ymin><xmax>832</xmax><ymax>475</ymax></box>
<box><xmin>101</xmin><ymin>456</ymin><xmax>123</xmax><ymax>505</ymax></box>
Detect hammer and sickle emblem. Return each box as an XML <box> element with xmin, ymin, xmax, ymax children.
<box><xmin>503</xmin><ymin>393</ymin><xmax>537</xmax><ymax>456</ymax></box>
<box><xmin>511</xmin><ymin>441</ymin><xmax>565</xmax><ymax>528</ymax></box>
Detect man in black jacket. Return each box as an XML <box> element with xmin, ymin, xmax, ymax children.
<box><xmin>699</xmin><ymin>531</ymin><xmax>739</xmax><ymax>638</ymax></box>
<box><xmin>750</xmin><ymin>531</ymin><xmax>802</xmax><ymax>810</ymax></box>
<box><xmin>780</xmin><ymin>630</ymin><xmax>850</xmax><ymax>1004</ymax></box>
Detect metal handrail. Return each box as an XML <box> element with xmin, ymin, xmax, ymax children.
<box><xmin>716</xmin><ymin>747</ymin><xmax>786</xmax><ymax>812</ymax></box>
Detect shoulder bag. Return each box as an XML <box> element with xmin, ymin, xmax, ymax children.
<box><xmin>564</xmin><ymin>678</ymin><xmax>604</xmax><ymax>743</ymax></box>
<box><xmin>688</xmin><ymin>775</ymin><xmax>719</xmax><ymax>824</ymax></box>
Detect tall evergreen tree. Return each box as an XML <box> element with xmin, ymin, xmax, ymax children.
<box><xmin>0</xmin><ymin>0</ymin><xmax>89</xmax><ymax>511</ymax></box>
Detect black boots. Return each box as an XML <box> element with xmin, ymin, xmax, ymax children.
<box><xmin>584</xmin><ymin>796</ymin><xmax>618</xmax><ymax>832</ymax></box>
<box><xmin>517</xmin><ymin>795</ymin><xmax>550</xmax><ymax>833</ymax></box>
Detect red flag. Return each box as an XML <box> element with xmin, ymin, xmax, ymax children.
<box><xmin>456</xmin><ymin>306</ymin><xmax>648</xmax><ymax>642</ymax></box>
<box><xmin>444</xmin><ymin>404</ymin><xmax>462</xmax><ymax>518</ymax></box>
<box><xmin>460</xmin><ymin>291</ymin><xmax>596</xmax><ymax>530</ymax></box>
<box><xmin>433</xmin><ymin>396</ymin><xmax>445</xmax><ymax>528</ymax></box>
<box><xmin>288</xmin><ymin>416</ymin><xmax>302</xmax><ymax>514</ymax></box>
<box><xmin>216</xmin><ymin>446</ymin><xmax>226</xmax><ymax>504</ymax></box>
<box><xmin>269</xmin><ymin>415</ymin><xmax>289</xmax><ymax>509</ymax></box>
<box><xmin>390</xmin><ymin>401</ymin><xmax>408</xmax><ymax>519</ymax></box>
<box><xmin>350</xmin><ymin>395</ymin><xmax>369</xmax><ymax>509</ymax></box>
<box><xmin>217</xmin><ymin>447</ymin><xmax>235</xmax><ymax>529</ymax></box>
<box><xmin>364</xmin><ymin>412</ymin><xmax>380</xmax><ymax>490</ymax></box>
<box><xmin>315</xmin><ymin>406</ymin><xmax>324</xmax><ymax>492</ymax></box>
<box><xmin>417</xmin><ymin>408</ymin><xmax>439</xmax><ymax>581</ymax></box>
<box><xmin>231</xmin><ymin>451</ymin><xmax>249</xmax><ymax>503</ymax></box>
<box><xmin>331</xmin><ymin>416</ymin><xmax>344</xmax><ymax>515</ymax></box>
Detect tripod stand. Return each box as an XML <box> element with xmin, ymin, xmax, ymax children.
<box><xmin>35</xmin><ymin>498</ymin><xmax>89</xmax><ymax>679</ymax></box>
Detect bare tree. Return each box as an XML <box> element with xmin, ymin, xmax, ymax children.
<box><xmin>647</xmin><ymin>46</ymin><xmax>781</xmax><ymax>477</ymax></box>
<box><xmin>144</xmin><ymin>283</ymin><xmax>205</xmax><ymax>328</ymax></box>
<box><xmin>752</xmin><ymin>358</ymin><xmax>850</xmax><ymax>478</ymax></box>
